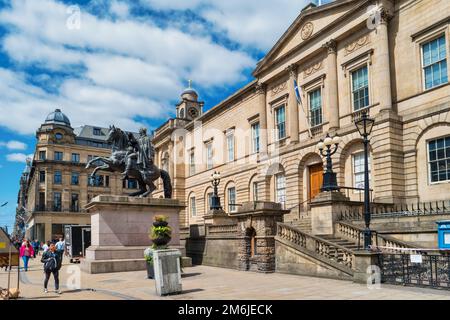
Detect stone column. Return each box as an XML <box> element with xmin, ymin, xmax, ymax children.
<box><xmin>376</xmin><ymin>8</ymin><xmax>393</xmax><ymax>112</ymax></box>
<box><xmin>324</xmin><ymin>39</ymin><xmax>339</xmax><ymax>131</ymax></box>
<box><xmin>44</xmin><ymin>222</ymin><xmax>52</xmax><ymax>243</ymax></box>
<box><xmin>286</xmin><ymin>64</ymin><xmax>300</xmax><ymax>144</ymax></box>
<box><xmin>255</xmin><ymin>83</ymin><xmax>268</xmax><ymax>157</ymax></box>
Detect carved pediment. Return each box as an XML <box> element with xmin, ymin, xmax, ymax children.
<box><xmin>254</xmin><ymin>0</ymin><xmax>367</xmax><ymax>76</ymax></box>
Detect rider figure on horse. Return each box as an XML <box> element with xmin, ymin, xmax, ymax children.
<box><xmin>122</xmin><ymin>127</ymin><xmax>155</xmax><ymax>180</ymax></box>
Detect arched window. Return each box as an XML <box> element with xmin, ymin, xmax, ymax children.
<box><xmin>179</xmin><ymin>108</ymin><xmax>185</xmax><ymax>118</ymax></box>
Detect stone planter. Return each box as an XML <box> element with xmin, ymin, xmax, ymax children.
<box><xmin>152</xmin><ymin>235</ymin><xmax>171</xmax><ymax>246</ymax></box>
<box><xmin>146</xmin><ymin>262</ymin><xmax>155</xmax><ymax>279</ymax></box>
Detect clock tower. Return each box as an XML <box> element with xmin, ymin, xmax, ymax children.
<box><xmin>176</xmin><ymin>80</ymin><xmax>204</xmax><ymax>121</ymax></box>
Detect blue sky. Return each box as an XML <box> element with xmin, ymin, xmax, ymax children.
<box><xmin>0</xmin><ymin>0</ymin><xmax>333</xmax><ymax>230</ymax></box>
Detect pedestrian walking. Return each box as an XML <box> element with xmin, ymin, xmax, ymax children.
<box><xmin>32</xmin><ymin>239</ymin><xmax>40</xmax><ymax>258</ymax></box>
<box><xmin>41</xmin><ymin>243</ymin><xmax>61</xmax><ymax>294</ymax></box>
<box><xmin>42</xmin><ymin>241</ymin><xmax>50</xmax><ymax>253</ymax></box>
<box><xmin>55</xmin><ymin>238</ymin><xmax>65</xmax><ymax>269</ymax></box>
<box><xmin>19</xmin><ymin>240</ymin><xmax>34</xmax><ymax>272</ymax></box>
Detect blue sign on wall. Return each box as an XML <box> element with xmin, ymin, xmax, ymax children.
<box><xmin>436</xmin><ymin>221</ymin><xmax>450</xmax><ymax>250</ymax></box>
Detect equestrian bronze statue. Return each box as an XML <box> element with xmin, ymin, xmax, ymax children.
<box><xmin>86</xmin><ymin>126</ymin><xmax>172</xmax><ymax>198</ymax></box>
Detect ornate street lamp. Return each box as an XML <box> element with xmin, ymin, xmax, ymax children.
<box><xmin>210</xmin><ymin>171</ymin><xmax>222</xmax><ymax>210</ymax></box>
<box><xmin>355</xmin><ymin>110</ymin><xmax>375</xmax><ymax>250</ymax></box>
<box><xmin>317</xmin><ymin>133</ymin><xmax>341</xmax><ymax>192</ymax></box>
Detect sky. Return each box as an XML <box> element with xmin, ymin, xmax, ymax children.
<box><xmin>0</xmin><ymin>0</ymin><xmax>337</xmax><ymax>231</ymax></box>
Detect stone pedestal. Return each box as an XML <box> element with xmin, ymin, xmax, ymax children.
<box><xmin>154</xmin><ymin>249</ymin><xmax>182</xmax><ymax>296</ymax></box>
<box><xmin>352</xmin><ymin>251</ymin><xmax>381</xmax><ymax>285</ymax></box>
<box><xmin>310</xmin><ymin>191</ymin><xmax>350</xmax><ymax>236</ymax></box>
<box><xmin>232</xmin><ymin>202</ymin><xmax>289</xmax><ymax>273</ymax></box>
<box><xmin>203</xmin><ymin>209</ymin><xmax>237</xmax><ymax>226</ymax></box>
<box><xmin>81</xmin><ymin>195</ymin><xmax>185</xmax><ymax>274</ymax></box>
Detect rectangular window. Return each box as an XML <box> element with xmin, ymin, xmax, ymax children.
<box><xmin>251</xmin><ymin>122</ymin><xmax>260</xmax><ymax>153</ymax></box>
<box><xmin>189</xmin><ymin>151</ymin><xmax>195</xmax><ymax>175</ymax></box>
<box><xmin>53</xmin><ymin>192</ymin><xmax>62</xmax><ymax>212</ymax></box>
<box><xmin>428</xmin><ymin>136</ymin><xmax>450</xmax><ymax>183</ymax></box>
<box><xmin>71</xmin><ymin>172</ymin><xmax>79</xmax><ymax>185</ymax></box>
<box><xmin>54</xmin><ymin>171</ymin><xmax>62</xmax><ymax>184</ymax></box>
<box><xmin>226</xmin><ymin>133</ymin><xmax>235</xmax><ymax>162</ymax></box>
<box><xmin>71</xmin><ymin>194</ymin><xmax>79</xmax><ymax>212</ymax></box>
<box><xmin>353</xmin><ymin>152</ymin><xmax>371</xmax><ymax>189</ymax></box>
<box><xmin>351</xmin><ymin>66</ymin><xmax>370</xmax><ymax>111</ymax></box>
<box><xmin>127</xmin><ymin>179</ymin><xmax>137</xmax><ymax>189</ymax></box>
<box><xmin>309</xmin><ymin>88</ymin><xmax>323</xmax><ymax>127</ymax></box>
<box><xmin>228</xmin><ymin>187</ymin><xmax>236</xmax><ymax>212</ymax></box>
<box><xmin>275</xmin><ymin>173</ymin><xmax>286</xmax><ymax>209</ymax></box>
<box><xmin>190</xmin><ymin>197</ymin><xmax>197</xmax><ymax>217</ymax></box>
<box><xmin>93</xmin><ymin>128</ymin><xmax>102</xmax><ymax>136</ymax></box>
<box><xmin>105</xmin><ymin>175</ymin><xmax>110</xmax><ymax>188</ymax></box>
<box><xmin>39</xmin><ymin>171</ymin><xmax>46</xmax><ymax>183</ymax></box>
<box><xmin>253</xmin><ymin>182</ymin><xmax>259</xmax><ymax>202</ymax></box>
<box><xmin>39</xmin><ymin>151</ymin><xmax>46</xmax><ymax>160</ymax></box>
<box><xmin>206</xmin><ymin>143</ymin><xmax>213</xmax><ymax>170</ymax></box>
<box><xmin>71</xmin><ymin>153</ymin><xmax>80</xmax><ymax>163</ymax></box>
<box><xmin>54</xmin><ymin>151</ymin><xmax>63</xmax><ymax>161</ymax></box>
<box><xmin>422</xmin><ymin>35</ymin><xmax>448</xmax><ymax>90</ymax></box>
<box><xmin>38</xmin><ymin>192</ymin><xmax>45</xmax><ymax>211</ymax></box>
<box><xmin>275</xmin><ymin>105</ymin><xmax>286</xmax><ymax>140</ymax></box>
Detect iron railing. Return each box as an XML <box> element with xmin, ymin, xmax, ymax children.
<box><xmin>379</xmin><ymin>253</ymin><xmax>450</xmax><ymax>290</ymax></box>
<box><xmin>339</xmin><ymin>200</ymin><xmax>450</xmax><ymax>221</ymax></box>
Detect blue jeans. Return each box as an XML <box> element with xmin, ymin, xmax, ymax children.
<box><xmin>22</xmin><ymin>256</ymin><xmax>30</xmax><ymax>271</ymax></box>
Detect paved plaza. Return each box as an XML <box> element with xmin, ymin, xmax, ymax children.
<box><xmin>1</xmin><ymin>257</ymin><xmax>450</xmax><ymax>300</ymax></box>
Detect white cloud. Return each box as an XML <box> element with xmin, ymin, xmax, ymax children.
<box><xmin>0</xmin><ymin>140</ymin><xmax>28</xmax><ymax>150</ymax></box>
<box><xmin>6</xmin><ymin>153</ymin><xmax>33</xmax><ymax>163</ymax></box>
<box><xmin>0</xmin><ymin>0</ymin><xmax>255</xmax><ymax>134</ymax></box>
<box><xmin>140</xmin><ymin>0</ymin><xmax>310</xmax><ymax>51</ymax></box>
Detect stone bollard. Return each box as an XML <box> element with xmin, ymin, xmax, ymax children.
<box><xmin>352</xmin><ymin>251</ymin><xmax>382</xmax><ymax>285</ymax></box>
<box><xmin>153</xmin><ymin>249</ymin><xmax>182</xmax><ymax>296</ymax></box>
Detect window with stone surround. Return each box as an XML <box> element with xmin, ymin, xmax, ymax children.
<box><xmin>54</xmin><ymin>171</ymin><xmax>62</xmax><ymax>184</ymax></box>
<box><xmin>189</xmin><ymin>150</ymin><xmax>195</xmax><ymax>175</ymax></box>
<box><xmin>308</xmin><ymin>88</ymin><xmax>323</xmax><ymax>127</ymax></box>
<box><xmin>275</xmin><ymin>173</ymin><xmax>286</xmax><ymax>209</ymax></box>
<box><xmin>53</xmin><ymin>192</ymin><xmax>62</xmax><ymax>212</ymax></box>
<box><xmin>251</xmin><ymin>122</ymin><xmax>260</xmax><ymax>153</ymax></box>
<box><xmin>226</xmin><ymin>131</ymin><xmax>235</xmax><ymax>162</ymax></box>
<box><xmin>352</xmin><ymin>152</ymin><xmax>371</xmax><ymax>189</ymax></box>
<box><xmin>190</xmin><ymin>196</ymin><xmax>197</xmax><ymax>217</ymax></box>
<box><xmin>54</xmin><ymin>151</ymin><xmax>63</xmax><ymax>161</ymax></box>
<box><xmin>252</xmin><ymin>181</ymin><xmax>259</xmax><ymax>202</ymax></box>
<box><xmin>422</xmin><ymin>35</ymin><xmax>448</xmax><ymax>90</ymax></box>
<box><xmin>275</xmin><ymin>105</ymin><xmax>286</xmax><ymax>140</ymax></box>
<box><xmin>207</xmin><ymin>192</ymin><xmax>213</xmax><ymax>211</ymax></box>
<box><xmin>428</xmin><ymin>136</ymin><xmax>450</xmax><ymax>183</ymax></box>
<box><xmin>227</xmin><ymin>187</ymin><xmax>237</xmax><ymax>213</ymax></box>
<box><xmin>206</xmin><ymin>142</ymin><xmax>213</xmax><ymax>169</ymax></box>
<box><xmin>71</xmin><ymin>172</ymin><xmax>79</xmax><ymax>185</ymax></box>
<box><xmin>351</xmin><ymin>65</ymin><xmax>370</xmax><ymax>111</ymax></box>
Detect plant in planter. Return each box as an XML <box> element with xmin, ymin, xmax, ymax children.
<box><xmin>144</xmin><ymin>215</ymin><xmax>172</xmax><ymax>279</ymax></box>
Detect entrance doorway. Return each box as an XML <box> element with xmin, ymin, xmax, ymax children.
<box><xmin>309</xmin><ymin>163</ymin><xmax>323</xmax><ymax>200</ymax></box>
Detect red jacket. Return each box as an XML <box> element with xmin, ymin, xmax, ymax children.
<box><xmin>19</xmin><ymin>245</ymin><xmax>34</xmax><ymax>258</ymax></box>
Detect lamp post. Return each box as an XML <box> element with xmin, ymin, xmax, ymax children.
<box><xmin>210</xmin><ymin>171</ymin><xmax>222</xmax><ymax>211</ymax></box>
<box><xmin>355</xmin><ymin>111</ymin><xmax>375</xmax><ymax>250</ymax></box>
<box><xmin>317</xmin><ymin>133</ymin><xmax>341</xmax><ymax>192</ymax></box>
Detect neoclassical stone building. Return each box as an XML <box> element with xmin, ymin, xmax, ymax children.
<box><xmin>152</xmin><ymin>0</ymin><xmax>450</xmax><ymax>227</ymax></box>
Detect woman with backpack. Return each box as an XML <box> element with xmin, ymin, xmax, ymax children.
<box><xmin>41</xmin><ymin>243</ymin><xmax>61</xmax><ymax>294</ymax></box>
<box><xmin>19</xmin><ymin>240</ymin><xmax>34</xmax><ymax>272</ymax></box>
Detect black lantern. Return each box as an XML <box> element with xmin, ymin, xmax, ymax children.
<box><xmin>210</xmin><ymin>171</ymin><xmax>222</xmax><ymax>210</ymax></box>
<box><xmin>354</xmin><ymin>110</ymin><xmax>375</xmax><ymax>250</ymax></box>
<box><xmin>318</xmin><ymin>133</ymin><xmax>341</xmax><ymax>192</ymax></box>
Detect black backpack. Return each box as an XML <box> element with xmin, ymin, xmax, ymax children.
<box><xmin>43</xmin><ymin>253</ymin><xmax>57</xmax><ymax>272</ymax></box>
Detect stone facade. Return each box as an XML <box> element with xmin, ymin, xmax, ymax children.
<box><xmin>151</xmin><ymin>0</ymin><xmax>450</xmax><ymax>227</ymax></box>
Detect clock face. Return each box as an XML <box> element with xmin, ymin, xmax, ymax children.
<box><xmin>188</xmin><ymin>107</ymin><xmax>198</xmax><ymax>118</ymax></box>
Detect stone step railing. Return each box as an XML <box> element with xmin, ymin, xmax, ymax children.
<box><xmin>277</xmin><ymin>223</ymin><xmax>354</xmax><ymax>270</ymax></box>
<box><xmin>336</xmin><ymin>221</ymin><xmax>423</xmax><ymax>253</ymax></box>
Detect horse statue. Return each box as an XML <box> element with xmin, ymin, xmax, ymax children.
<box><xmin>85</xmin><ymin>125</ymin><xmax>172</xmax><ymax>198</ymax></box>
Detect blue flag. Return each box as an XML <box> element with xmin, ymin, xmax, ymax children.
<box><xmin>293</xmin><ymin>79</ymin><xmax>302</xmax><ymax>106</ymax></box>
